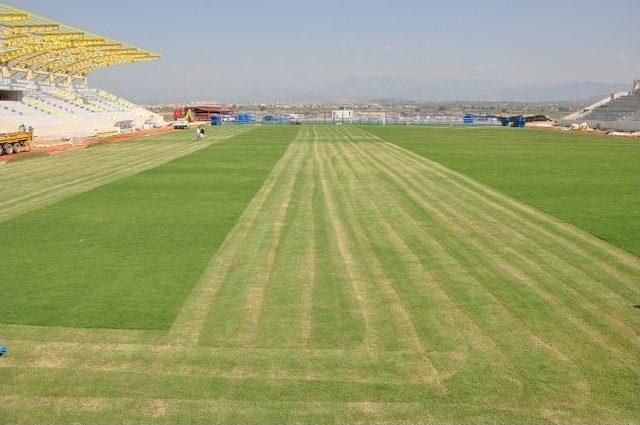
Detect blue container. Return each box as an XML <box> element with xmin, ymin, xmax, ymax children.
<box><xmin>512</xmin><ymin>116</ymin><xmax>526</xmax><ymax>128</ymax></box>
<box><xmin>236</xmin><ymin>113</ymin><xmax>255</xmax><ymax>124</ymax></box>
<box><xmin>519</xmin><ymin>116</ymin><xmax>526</xmax><ymax>127</ymax></box>
<box><xmin>500</xmin><ymin>117</ymin><xmax>510</xmax><ymax>126</ymax></box>
<box><xmin>211</xmin><ymin>115</ymin><xmax>222</xmax><ymax>126</ymax></box>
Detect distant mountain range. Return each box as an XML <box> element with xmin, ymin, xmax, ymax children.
<box><xmin>224</xmin><ymin>78</ymin><xmax>630</xmax><ymax>103</ymax></box>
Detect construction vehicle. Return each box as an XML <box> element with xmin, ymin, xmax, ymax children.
<box><xmin>0</xmin><ymin>131</ymin><xmax>32</xmax><ymax>156</ymax></box>
<box><xmin>173</xmin><ymin>118</ymin><xmax>191</xmax><ymax>129</ymax></box>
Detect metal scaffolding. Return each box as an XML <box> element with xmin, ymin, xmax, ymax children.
<box><xmin>0</xmin><ymin>3</ymin><xmax>160</xmax><ymax>86</ymax></box>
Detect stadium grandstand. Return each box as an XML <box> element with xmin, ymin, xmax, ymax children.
<box><xmin>0</xmin><ymin>3</ymin><xmax>165</xmax><ymax>143</ymax></box>
<box><xmin>560</xmin><ymin>79</ymin><xmax>640</xmax><ymax>132</ymax></box>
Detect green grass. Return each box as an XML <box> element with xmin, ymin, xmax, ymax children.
<box><xmin>1</xmin><ymin>126</ymin><xmax>250</xmax><ymax>220</ymax></box>
<box><xmin>1</xmin><ymin>151</ymin><xmax>49</xmax><ymax>162</ymax></box>
<box><xmin>366</xmin><ymin>125</ymin><xmax>640</xmax><ymax>257</ymax></box>
<box><xmin>2</xmin><ymin>125</ymin><xmax>638</xmax><ymax>423</ymax></box>
<box><xmin>1</xmin><ymin>126</ymin><xmax>298</xmax><ymax>329</ymax></box>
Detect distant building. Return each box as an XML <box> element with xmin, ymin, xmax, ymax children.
<box><xmin>174</xmin><ymin>105</ymin><xmax>234</xmax><ymax>122</ymax></box>
<box><xmin>332</xmin><ymin>110</ymin><xmax>353</xmax><ymax>123</ymax></box>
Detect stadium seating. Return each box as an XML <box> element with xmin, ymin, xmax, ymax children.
<box><xmin>560</xmin><ymin>82</ymin><xmax>640</xmax><ymax>132</ymax></box>
<box><xmin>0</xmin><ymin>82</ymin><xmax>165</xmax><ymax>141</ymax></box>
<box><xmin>0</xmin><ymin>4</ymin><xmax>164</xmax><ymax>143</ymax></box>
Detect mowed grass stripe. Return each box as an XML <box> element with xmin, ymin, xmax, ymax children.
<box><xmin>308</xmin><ymin>167</ymin><xmax>366</xmax><ymax>350</ymax></box>
<box><xmin>317</xmin><ymin>129</ymin><xmax>430</xmax><ymax>354</ymax></box>
<box><xmin>332</xmin><ymin>126</ymin><xmax>584</xmax><ymax>368</ymax></box>
<box><xmin>1</xmin><ymin>126</ymin><xmax>297</xmax><ymax>329</ymax></box>
<box><xmin>1</xmin><ymin>126</ymin><xmax>250</xmax><ymax>220</ymax></box>
<box><xmin>348</xmin><ymin>127</ymin><xmax>635</xmax><ymax>364</ymax></box>
<box><xmin>326</xmin><ymin>144</ymin><xmax>534</xmax><ymax>397</ymax></box>
<box><xmin>2</xmin><ymin>127</ymin><xmax>248</xmax><ymax>203</ymax></box>
<box><xmin>334</xmin><ymin>126</ymin><xmax>636</xmax><ymax>410</ymax></box>
<box><xmin>2</xmin><ymin>125</ymin><xmax>638</xmax><ymax>423</ymax></box>
<box><xmin>9</xmin><ymin>367</ymin><xmax>544</xmax><ymax>424</ymax></box>
<box><xmin>356</xmin><ymin>127</ymin><xmax>639</xmax><ymax>294</ymax></box>
<box><xmin>4</xmin><ymin>127</ymin><xmax>244</xmax><ymax>182</ymax></box>
<box><xmin>0</xmin><ymin>322</ymin><xmax>164</xmax><ymax>345</ymax></box>
<box><xmin>2</xmin><ymin>143</ymin><xmax>201</xmax><ymax>219</ymax></box>
<box><xmin>307</xmin><ymin>128</ymin><xmax>367</xmax><ymax>350</ymax></box>
<box><xmin>367</xmin><ymin>126</ymin><xmax>640</xmax><ymax>257</ymax></box>
<box><xmin>381</xmin><ymin>136</ymin><xmax>640</xmax><ymax>285</ymax></box>
<box><xmin>3</xmin><ymin>139</ymin><xmax>200</xmax><ymax>200</ymax></box>
<box><xmin>372</xmin><ymin>130</ymin><xmax>640</xmax><ymax>305</ymax></box>
<box><xmin>2</xmin><ymin>366</ymin><xmax>446</xmax><ymax>404</ymax></box>
<box><xmin>254</xmin><ymin>136</ymin><xmax>316</xmax><ymax>348</ymax></box>
<box><xmin>327</xmin><ymin>128</ymin><xmax>504</xmax><ymax>354</ymax></box>
<box><xmin>350</xmin><ymin>127</ymin><xmax>633</xmax><ymax>346</ymax></box>
<box><xmin>327</xmin><ymin>127</ymin><xmax>582</xmax><ymax>395</ymax></box>
<box><xmin>167</xmin><ymin>129</ymin><xmax>305</xmax><ymax>345</ymax></box>
<box><xmin>312</xmin><ymin>129</ymin><xmax>375</xmax><ymax>351</ymax></box>
<box><xmin>6</xmin><ymin>394</ymin><xmax>593</xmax><ymax>425</ymax></box>
<box><xmin>317</xmin><ymin>131</ymin><xmax>446</xmax><ymax>387</ymax></box>
<box><xmin>2</xmin><ymin>130</ymin><xmax>213</xmax><ymax>189</ymax></box>
<box><xmin>3</xmin><ymin>338</ymin><xmax>435</xmax><ymax>385</ymax></box>
<box><xmin>198</xmin><ymin>127</ymin><xmax>368</xmax><ymax>350</ymax></box>
<box><xmin>354</xmin><ymin>131</ymin><xmax>638</xmax><ymax>342</ymax></box>
<box><xmin>196</xmin><ymin>133</ymin><xmax>309</xmax><ymax>347</ymax></box>
<box><xmin>239</xmin><ymin>141</ymin><xmax>311</xmax><ymax>347</ymax></box>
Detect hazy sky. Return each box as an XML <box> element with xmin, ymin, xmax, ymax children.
<box><xmin>11</xmin><ymin>0</ymin><xmax>640</xmax><ymax>102</ymax></box>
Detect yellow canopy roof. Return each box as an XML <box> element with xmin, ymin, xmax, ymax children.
<box><xmin>0</xmin><ymin>3</ymin><xmax>160</xmax><ymax>78</ymax></box>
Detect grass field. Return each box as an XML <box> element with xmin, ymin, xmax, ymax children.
<box><xmin>368</xmin><ymin>126</ymin><xmax>640</xmax><ymax>257</ymax></box>
<box><xmin>0</xmin><ymin>125</ymin><xmax>251</xmax><ymax>221</ymax></box>
<box><xmin>1</xmin><ymin>125</ymin><xmax>638</xmax><ymax>423</ymax></box>
<box><xmin>1</xmin><ymin>125</ymin><xmax>296</xmax><ymax>328</ymax></box>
